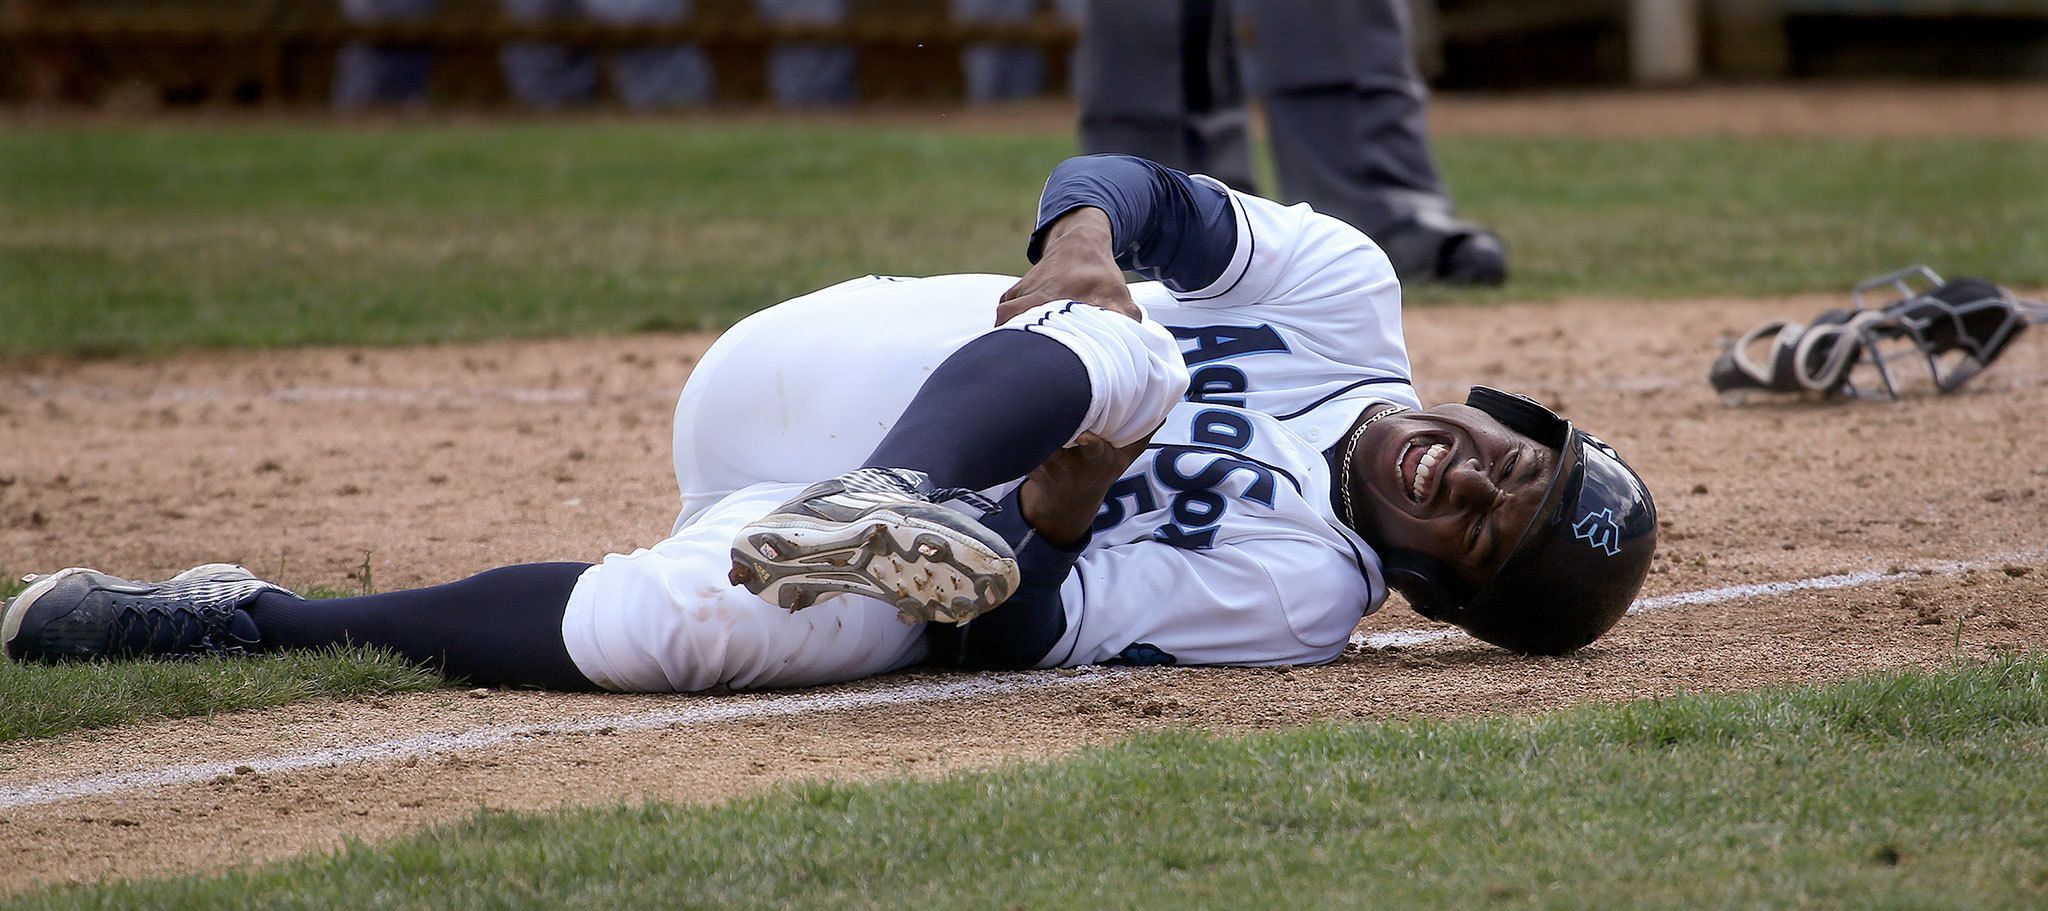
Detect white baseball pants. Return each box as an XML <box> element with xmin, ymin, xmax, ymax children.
<box><xmin>560</xmin><ymin>274</ymin><xmax>1189</xmax><ymax>692</ymax></box>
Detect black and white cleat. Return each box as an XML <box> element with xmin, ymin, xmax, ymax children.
<box><xmin>729</xmin><ymin>468</ymin><xmax>1019</xmax><ymax>625</ymax></box>
<box><xmin>3</xmin><ymin>564</ymin><xmax>287</xmax><ymax>663</ymax></box>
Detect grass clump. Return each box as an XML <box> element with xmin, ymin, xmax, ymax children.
<box><xmin>10</xmin><ymin>657</ymin><xmax>2047</xmax><ymax>910</ymax></box>
<box><xmin>0</xmin><ymin>569</ymin><xmax>438</xmax><ymax>741</ymax></box>
<box><xmin>0</xmin><ymin>646</ymin><xmax>440</xmax><ymax>742</ymax></box>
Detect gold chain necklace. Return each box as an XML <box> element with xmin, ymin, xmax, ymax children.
<box><xmin>1337</xmin><ymin>404</ymin><xmax>1410</xmax><ymax>532</ymax></box>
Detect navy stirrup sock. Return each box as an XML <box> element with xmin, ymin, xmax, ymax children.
<box><xmin>862</xmin><ymin>329</ymin><xmax>1094</xmax><ymax>492</ymax></box>
<box><xmin>248</xmin><ymin>562</ymin><xmax>597</xmax><ymax>691</ymax></box>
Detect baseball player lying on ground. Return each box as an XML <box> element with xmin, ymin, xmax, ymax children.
<box><xmin>4</xmin><ymin>155</ymin><xmax>1656</xmax><ymax>692</ymax></box>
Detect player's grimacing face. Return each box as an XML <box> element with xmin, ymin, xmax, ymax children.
<box><xmin>1346</xmin><ymin>404</ymin><xmax>1553</xmax><ymax>588</ymax></box>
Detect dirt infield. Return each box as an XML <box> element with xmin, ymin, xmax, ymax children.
<box><xmin>3</xmin><ymin>292</ymin><xmax>2045</xmax><ymax>890</ymax></box>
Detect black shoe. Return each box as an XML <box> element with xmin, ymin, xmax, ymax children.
<box><xmin>3</xmin><ymin>564</ymin><xmax>288</xmax><ymax>663</ymax></box>
<box><xmin>729</xmin><ymin>468</ymin><xmax>1019</xmax><ymax>625</ymax></box>
<box><xmin>1378</xmin><ymin>212</ymin><xmax>1509</xmax><ymax>288</ymax></box>
<box><xmin>1437</xmin><ymin>228</ymin><xmax>1508</xmax><ymax>287</ymax></box>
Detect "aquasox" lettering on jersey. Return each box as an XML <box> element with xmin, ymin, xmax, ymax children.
<box><xmin>1172</xmin><ymin>323</ymin><xmax>1291</xmax><ymax>408</ymax></box>
<box><xmin>1091</xmin><ymin>404</ymin><xmax>1308</xmax><ymax>551</ymax></box>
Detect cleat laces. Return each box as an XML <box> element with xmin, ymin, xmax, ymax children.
<box><xmin>111</xmin><ymin>574</ymin><xmax>280</xmax><ymax>658</ymax></box>
<box><xmin>837</xmin><ymin>468</ymin><xmax>1002</xmax><ymax>515</ymax></box>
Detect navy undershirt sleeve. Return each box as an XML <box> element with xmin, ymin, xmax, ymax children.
<box><xmin>1027</xmin><ymin>154</ymin><xmax>1239</xmax><ymax>294</ymax></box>
<box><xmin>924</xmin><ymin>488</ymin><xmax>1083</xmax><ymax>670</ymax></box>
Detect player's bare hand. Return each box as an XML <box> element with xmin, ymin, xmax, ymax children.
<box><xmin>998</xmin><ymin>207</ymin><xmax>1140</xmax><ymax>325</ymax></box>
<box><xmin>1019</xmin><ymin>430</ymin><xmax>1154</xmax><ymax>549</ymax></box>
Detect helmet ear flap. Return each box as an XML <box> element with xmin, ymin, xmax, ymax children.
<box><xmin>1382</xmin><ymin>550</ymin><xmax>1470</xmax><ymax>621</ymax></box>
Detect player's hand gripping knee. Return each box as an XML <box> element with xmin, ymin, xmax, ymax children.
<box><xmin>1019</xmin><ymin>431</ymin><xmax>1155</xmax><ymax>548</ymax></box>
<box><xmin>999</xmin><ymin>207</ymin><xmax>1140</xmax><ymax>325</ymax></box>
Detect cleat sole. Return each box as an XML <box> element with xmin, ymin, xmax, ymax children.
<box><xmin>730</xmin><ymin>506</ymin><xmax>1018</xmax><ymax>625</ymax></box>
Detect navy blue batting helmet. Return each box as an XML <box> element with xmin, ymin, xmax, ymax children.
<box><xmin>1384</xmin><ymin>386</ymin><xmax>1657</xmax><ymax>654</ymax></box>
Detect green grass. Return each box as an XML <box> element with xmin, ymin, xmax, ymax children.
<box><xmin>2</xmin><ymin>124</ymin><xmax>2042</xmax><ymax>355</ymax></box>
<box><xmin>12</xmin><ymin>657</ymin><xmax>2047</xmax><ymax>910</ymax></box>
<box><xmin>0</xmin><ymin>124</ymin><xmax>1062</xmax><ymax>355</ymax></box>
<box><xmin>0</xmin><ymin>572</ymin><xmax>439</xmax><ymax>742</ymax></box>
<box><xmin>0</xmin><ymin>646</ymin><xmax>440</xmax><ymax>742</ymax></box>
<box><xmin>1432</xmin><ymin>136</ymin><xmax>2048</xmax><ymax>305</ymax></box>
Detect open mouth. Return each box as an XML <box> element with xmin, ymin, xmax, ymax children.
<box><xmin>1394</xmin><ymin>435</ymin><xmax>1451</xmax><ymax>504</ymax></box>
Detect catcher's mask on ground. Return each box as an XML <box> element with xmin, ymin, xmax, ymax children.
<box><xmin>1348</xmin><ymin>386</ymin><xmax>1658</xmax><ymax>655</ymax></box>
<box><xmin>1709</xmin><ymin>266</ymin><xmax>2046</xmax><ymax>402</ymax></box>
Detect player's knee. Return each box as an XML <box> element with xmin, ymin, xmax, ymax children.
<box><xmin>1002</xmin><ymin>302</ymin><xmax>1190</xmax><ymax>446</ymax></box>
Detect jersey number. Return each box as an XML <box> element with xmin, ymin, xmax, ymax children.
<box><xmin>1092</xmin><ymin>409</ymin><xmax>1275</xmax><ymax>550</ymax></box>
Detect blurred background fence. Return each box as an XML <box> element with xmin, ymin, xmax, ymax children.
<box><xmin>2</xmin><ymin>0</ymin><xmax>2044</xmax><ymax>108</ymax></box>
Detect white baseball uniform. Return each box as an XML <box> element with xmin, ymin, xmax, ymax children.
<box><xmin>561</xmin><ymin>177</ymin><xmax>1420</xmax><ymax>692</ymax></box>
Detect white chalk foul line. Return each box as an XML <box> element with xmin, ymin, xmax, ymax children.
<box><xmin>1352</xmin><ymin>547</ymin><xmax>2047</xmax><ymax>651</ymax></box>
<box><xmin>0</xmin><ymin>670</ymin><xmax>1126</xmax><ymax>812</ymax></box>
<box><xmin>4</xmin><ymin>547</ymin><xmax>2041</xmax><ymax>812</ymax></box>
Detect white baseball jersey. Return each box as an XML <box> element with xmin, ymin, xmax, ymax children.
<box><xmin>1139</xmin><ymin>174</ymin><xmax>1423</xmax><ymax>447</ymax></box>
<box><xmin>1041</xmin><ymin>399</ymin><xmax>1380</xmax><ymax>668</ymax></box>
<box><xmin>1035</xmin><ymin>179</ymin><xmax>1419</xmax><ymax>667</ymax></box>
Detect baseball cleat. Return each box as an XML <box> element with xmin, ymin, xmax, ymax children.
<box><xmin>3</xmin><ymin>564</ymin><xmax>291</xmax><ymax>663</ymax></box>
<box><xmin>729</xmin><ymin>468</ymin><xmax>1019</xmax><ymax>625</ymax></box>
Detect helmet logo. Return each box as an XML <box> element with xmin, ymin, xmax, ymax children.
<box><xmin>1573</xmin><ymin>508</ymin><xmax>1623</xmax><ymax>556</ymax></box>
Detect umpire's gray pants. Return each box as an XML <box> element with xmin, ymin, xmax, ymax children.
<box><xmin>1076</xmin><ymin>0</ymin><xmax>1452</xmax><ymax>238</ymax></box>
